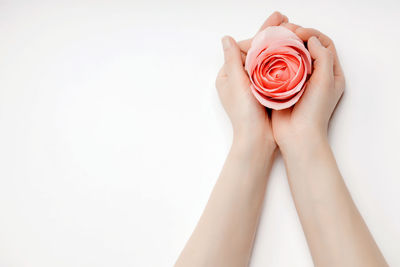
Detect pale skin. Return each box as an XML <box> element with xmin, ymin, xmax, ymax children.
<box><xmin>175</xmin><ymin>12</ymin><xmax>388</xmax><ymax>267</ymax></box>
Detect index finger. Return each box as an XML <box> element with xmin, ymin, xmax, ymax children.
<box><xmin>295</xmin><ymin>27</ymin><xmax>344</xmax><ymax>82</ymax></box>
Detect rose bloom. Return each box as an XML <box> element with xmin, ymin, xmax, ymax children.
<box><xmin>245</xmin><ymin>26</ymin><xmax>312</xmax><ymax>110</ymax></box>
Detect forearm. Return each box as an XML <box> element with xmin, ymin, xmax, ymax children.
<box><xmin>175</xmin><ymin>135</ymin><xmax>276</xmax><ymax>267</ymax></box>
<box><xmin>281</xmin><ymin>133</ymin><xmax>387</xmax><ymax>267</ymax></box>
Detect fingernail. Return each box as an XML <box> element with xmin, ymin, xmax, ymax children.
<box><xmin>221</xmin><ymin>36</ymin><xmax>231</xmax><ymax>49</ymax></box>
<box><xmin>309</xmin><ymin>36</ymin><xmax>321</xmax><ymax>46</ymax></box>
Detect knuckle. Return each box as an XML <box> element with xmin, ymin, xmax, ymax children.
<box><xmin>308</xmin><ymin>28</ymin><xmax>321</xmax><ymax>37</ymax></box>
<box><xmin>329</xmin><ymin>38</ymin><xmax>335</xmax><ymax>48</ymax></box>
<box><xmin>321</xmin><ymin>36</ymin><xmax>336</xmax><ymax>51</ymax></box>
<box><xmin>325</xmin><ymin>35</ymin><xmax>333</xmax><ymax>45</ymax></box>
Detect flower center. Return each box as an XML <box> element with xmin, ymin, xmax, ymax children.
<box><xmin>268</xmin><ymin>65</ymin><xmax>289</xmax><ymax>81</ymax></box>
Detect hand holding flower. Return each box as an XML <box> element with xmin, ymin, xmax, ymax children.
<box><xmin>215</xmin><ymin>12</ymin><xmax>289</xmax><ymax>147</ymax></box>
<box><xmin>270</xmin><ymin>26</ymin><xmax>345</xmax><ymax>150</ymax></box>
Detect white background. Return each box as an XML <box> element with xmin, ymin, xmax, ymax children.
<box><xmin>0</xmin><ymin>0</ymin><xmax>399</xmax><ymax>266</ymax></box>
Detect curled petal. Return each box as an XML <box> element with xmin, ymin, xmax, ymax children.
<box><xmin>245</xmin><ymin>26</ymin><xmax>312</xmax><ymax>110</ymax></box>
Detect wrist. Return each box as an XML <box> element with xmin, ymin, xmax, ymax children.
<box><xmin>277</xmin><ymin>127</ymin><xmax>329</xmax><ymax>157</ymax></box>
<box><xmin>232</xmin><ymin>130</ymin><xmax>276</xmax><ymax>159</ymax></box>
<box><xmin>233</xmin><ymin>127</ymin><xmax>276</xmax><ymax>153</ymax></box>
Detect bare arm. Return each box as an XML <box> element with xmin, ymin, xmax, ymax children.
<box><xmin>175</xmin><ymin>134</ymin><xmax>275</xmax><ymax>267</ymax></box>
<box><xmin>272</xmin><ymin>26</ymin><xmax>388</xmax><ymax>267</ymax></box>
<box><xmin>175</xmin><ymin>12</ymin><xmax>288</xmax><ymax>267</ymax></box>
<box><xmin>281</xmin><ymin>133</ymin><xmax>386</xmax><ymax>267</ymax></box>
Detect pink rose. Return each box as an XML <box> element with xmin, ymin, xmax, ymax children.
<box><xmin>245</xmin><ymin>26</ymin><xmax>312</xmax><ymax>110</ymax></box>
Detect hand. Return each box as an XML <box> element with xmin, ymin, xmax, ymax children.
<box><xmin>271</xmin><ymin>26</ymin><xmax>345</xmax><ymax>150</ymax></box>
<box><xmin>215</xmin><ymin>12</ymin><xmax>288</xmax><ymax>147</ymax></box>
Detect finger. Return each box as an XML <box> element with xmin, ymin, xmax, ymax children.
<box><xmin>222</xmin><ymin>36</ymin><xmax>245</xmax><ymax>75</ymax></box>
<box><xmin>215</xmin><ymin>65</ymin><xmax>227</xmax><ymax>90</ymax></box>
<box><xmin>238</xmin><ymin>11</ymin><xmax>287</xmax><ymax>53</ymax></box>
<box><xmin>308</xmin><ymin>36</ymin><xmax>334</xmax><ymax>81</ymax></box>
<box><xmin>240</xmin><ymin>51</ymin><xmax>246</xmax><ymax>64</ymax></box>
<box><xmin>296</xmin><ymin>27</ymin><xmax>334</xmax><ymax>48</ymax></box>
<box><xmin>281</xmin><ymin>22</ymin><xmax>301</xmax><ymax>32</ymax></box>
<box><xmin>237</xmin><ymin>38</ymin><xmax>252</xmax><ymax>54</ymax></box>
<box><xmin>217</xmin><ymin>65</ymin><xmax>227</xmax><ymax>79</ymax></box>
<box><xmin>257</xmin><ymin>11</ymin><xmax>286</xmax><ymax>32</ymax></box>
<box><xmin>295</xmin><ymin>27</ymin><xmax>344</xmax><ymax>78</ymax></box>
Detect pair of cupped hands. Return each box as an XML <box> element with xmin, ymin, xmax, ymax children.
<box><xmin>216</xmin><ymin>12</ymin><xmax>345</xmax><ymax>153</ymax></box>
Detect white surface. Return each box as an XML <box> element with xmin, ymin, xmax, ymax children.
<box><xmin>0</xmin><ymin>0</ymin><xmax>399</xmax><ymax>266</ymax></box>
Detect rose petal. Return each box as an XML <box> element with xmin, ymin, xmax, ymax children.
<box><xmin>245</xmin><ymin>26</ymin><xmax>303</xmax><ymax>72</ymax></box>
<box><xmin>251</xmin><ymin>84</ymin><xmax>305</xmax><ymax>110</ymax></box>
<box><xmin>245</xmin><ymin>26</ymin><xmax>312</xmax><ymax>109</ymax></box>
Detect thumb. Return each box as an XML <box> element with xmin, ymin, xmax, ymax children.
<box><xmin>307</xmin><ymin>36</ymin><xmax>334</xmax><ymax>79</ymax></box>
<box><xmin>221</xmin><ymin>36</ymin><xmax>245</xmax><ymax>75</ymax></box>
